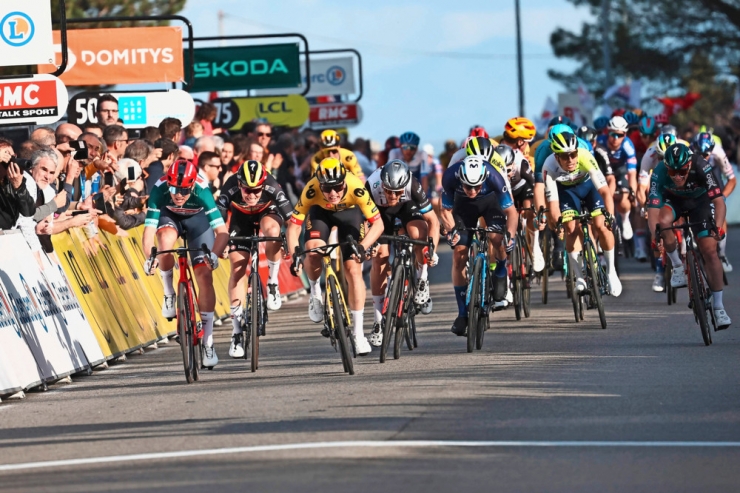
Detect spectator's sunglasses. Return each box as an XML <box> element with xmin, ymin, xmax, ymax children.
<box><xmin>257</xmin><ymin>132</ymin><xmax>272</xmax><ymax>138</ymax></box>
<box><xmin>169</xmin><ymin>186</ymin><xmax>193</xmax><ymax>196</ymax></box>
<box><xmin>401</xmin><ymin>144</ymin><xmax>417</xmax><ymax>151</ymax></box>
<box><xmin>383</xmin><ymin>187</ymin><xmax>404</xmax><ymax>196</ymax></box>
<box><xmin>320</xmin><ymin>183</ymin><xmax>345</xmax><ymax>194</ymax></box>
<box><xmin>239</xmin><ymin>185</ymin><xmax>263</xmax><ymax>195</ymax></box>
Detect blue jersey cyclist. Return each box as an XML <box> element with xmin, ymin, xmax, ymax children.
<box><xmin>440</xmin><ymin>155</ymin><xmax>518</xmax><ymax>337</ymax></box>
<box><xmin>143</xmin><ymin>159</ymin><xmax>230</xmax><ymax>368</ymax></box>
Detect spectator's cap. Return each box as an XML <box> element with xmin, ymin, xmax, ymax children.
<box><xmin>369</xmin><ymin>140</ymin><xmax>381</xmax><ymax>153</ymax></box>
<box><xmin>422</xmin><ymin>143</ymin><xmax>434</xmax><ymax>156</ymax></box>
<box><xmin>114</xmin><ymin>158</ymin><xmax>142</xmax><ymax>182</ymax></box>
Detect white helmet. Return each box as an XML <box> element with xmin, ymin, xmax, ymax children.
<box><xmin>607</xmin><ymin>116</ymin><xmax>629</xmax><ymax>133</ymax></box>
<box><xmin>458</xmin><ymin>155</ymin><xmax>488</xmax><ymax>187</ymax></box>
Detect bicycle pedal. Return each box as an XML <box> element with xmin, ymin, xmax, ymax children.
<box><xmin>321</xmin><ymin>326</ymin><xmax>331</xmax><ymax>338</ymax></box>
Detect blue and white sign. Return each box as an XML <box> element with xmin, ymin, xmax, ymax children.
<box><xmin>0</xmin><ymin>0</ymin><xmax>54</xmax><ymax>67</ymax></box>
<box><xmin>254</xmin><ymin>56</ymin><xmax>356</xmax><ymax>97</ymax></box>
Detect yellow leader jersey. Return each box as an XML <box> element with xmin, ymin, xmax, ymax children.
<box><xmin>310</xmin><ymin>148</ymin><xmax>364</xmax><ymax>179</ymax></box>
<box><xmin>289</xmin><ymin>173</ymin><xmax>381</xmax><ymax>225</ymax></box>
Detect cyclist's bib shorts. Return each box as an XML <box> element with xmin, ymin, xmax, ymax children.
<box><xmin>452</xmin><ymin>193</ymin><xmax>506</xmax><ymax>247</ymax></box>
<box><xmin>304</xmin><ymin>206</ymin><xmax>366</xmax><ymax>259</ymax></box>
<box><xmin>378</xmin><ymin>202</ymin><xmax>424</xmax><ymax>237</ymax></box>
<box><xmin>157</xmin><ymin>209</ymin><xmax>214</xmax><ymax>267</ymax></box>
<box><xmin>663</xmin><ymin>195</ymin><xmax>715</xmax><ymax>239</ymax></box>
<box><xmin>228</xmin><ymin>206</ymin><xmax>284</xmax><ymax>253</ymax></box>
<box><xmin>557</xmin><ymin>180</ymin><xmax>605</xmax><ymax>223</ymax></box>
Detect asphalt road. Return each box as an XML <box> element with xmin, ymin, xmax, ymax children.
<box><xmin>2</xmin><ymin>234</ymin><xmax>740</xmax><ymax>492</ymax></box>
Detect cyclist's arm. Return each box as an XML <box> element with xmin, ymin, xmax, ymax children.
<box><xmin>440</xmin><ymin>165</ymin><xmax>459</xmax><ymax>232</ymax></box>
<box><xmin>265</xmin><ymin>175</ymin><xmax>294</xmax><ymax>220</ymax></box>
<box><xmin>216</xmin><ymin>175</ymin><xmax>236</xmax><ymax>220</ymax></box>
<box><xmin>583</xmin><ymin>153</ymin><xmax>613</xmax><ymax>215</ymax></box>
<box><xmin>286</xmin><ymin>181</ymin><xmax>314</xmax><ymax>255</ymax></box>
<box><xmin>520</xmin><ymin>157</ymin><xmax>535</xmax><ymax>187</ymax></box>
<box><xmin>343</xmin><ymin>150</ymin><xmax>365</xmax><ymax>182</ymax></box>
<box><xmin>713</xmin><ymin>146</ymin><xmax>736</xmax><ymax>197</ymax></box>
<box><xmin>410</xmin><ymin>177</ymin><xmax>439</xmax><ymax>250</ymax></box>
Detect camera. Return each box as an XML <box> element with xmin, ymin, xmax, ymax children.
<box><xmin>69</xmin><ymin>140</ymin><xmax>89</xmax><ymax>161</ymax></box>
<box><xmin>9</xmin><ymin>156</ymin><xmax>32</xmax><ymax>172</ymax></box>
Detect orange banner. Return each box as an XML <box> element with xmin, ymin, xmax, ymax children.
<box><xmin>38</xmin><ymin>27</ymin><xmax>184</xmax><ymax>86</ymax></box>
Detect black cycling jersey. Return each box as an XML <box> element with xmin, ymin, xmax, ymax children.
<box><xmin>217</xmin><ymin>173</ymin><xmax>293</xmax><ymax>220</ymax></box>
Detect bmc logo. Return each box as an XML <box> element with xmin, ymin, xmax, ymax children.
<box><xmin>0</xmin><ymin>11</ymin><xmax>34</xmax><ymax>47</ymax></box>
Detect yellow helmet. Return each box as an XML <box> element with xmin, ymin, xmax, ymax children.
<box><xmin>237</xmin><ymin>159</ymin><xmax>267</xmax><ymax>188</ymax></box>
<box><xmin>316</xmin><ymin>157</ymin><xmax>346</xmax><ymax>186</ymax></box>
<box><xmin>320</xmin><ymin>129</ymin><xmax>341</xmax><ymax>150</ymax></box>
<box><xmin>504</xmin><ymin>117</ymin><xmax>537</xmax><ymax>141</ymax></box>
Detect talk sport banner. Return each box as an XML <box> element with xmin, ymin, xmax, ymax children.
<box><xmin>0</xmin><ymin>0</ymin><xmax>55</xmax><ymax>67</ymax></box>
<box><xmin>186</xmin><ymin>44</ymin><xmax>301</xmax><ymax>93</ymax></box>
<box><xmin>0</xmin><ymin>74</ymin><xmax>68</xmax><ymax>126</ymax></box>
<box><xmin>38</xmin><ymin>27</ymin><xmax>184</xmax><ymax>86</ymax></box>
<box><xmin>254</xmin><ymin>56</ymin><xmax>357</xmax><ymax>97</ymax></box>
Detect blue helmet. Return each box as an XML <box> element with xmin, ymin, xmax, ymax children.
<box><xmin>692</xmin><ymin>132</ymin><xmax>715</xmax><ymax>155</ymax></box>
<box><xmin>548</xmin><ymin>124</ymin><xmax>573</xmax><ymax>140</ymax></box>
<box><xmin>638</xmin><ymin>116</ymin><xmax>657</xmax><ymax>136</ymax></box>
<box><xmin>399</xmin><ymin>132</ymin><xmax>420</xmax><ymax>147</ymax></box>
<box><xmin>624</xmin><ymin>110</ymin><xmax>640</xmax><ymax>126</ymax></box>
<box><xmin>593</xmin><ymin>116</ymin><xmax>610</xmax><ymax>132</ymax></box>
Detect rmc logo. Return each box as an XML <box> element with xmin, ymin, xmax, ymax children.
<box><xmin>0</xmin><ymin>11</ymin><xmax>35</xmax><ymax>47</ymax></box>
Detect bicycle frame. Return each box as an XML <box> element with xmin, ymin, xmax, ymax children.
<box><xmin>465</xmin><ymin>228</ymin><xmax>491</xmax><ymax>314</ymax></box>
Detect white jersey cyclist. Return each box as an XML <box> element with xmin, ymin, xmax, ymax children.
<box><xmin>509</xmin><ymin>148</ymin><xmax>534</xmax><ymax>192</ymax></box>
<box><xmin>366</xmin><ymin>167</ymin><xmax>432</xmax><ymax>211</ymax></box>
<box><xmin>542</xmin><ymin>148</ymin><xmax>608</xmax><ymax>202</ymax></box>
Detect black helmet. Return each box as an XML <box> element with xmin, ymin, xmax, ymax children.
<box><xmin>380</xmin><ymin>159</ymin><xmax>411</xmax><ymax>190</ymax></box>
<box><xmin>576</xmin><ymin>125</ymin><xmax>597</xmax><ymax>143</ymax></box>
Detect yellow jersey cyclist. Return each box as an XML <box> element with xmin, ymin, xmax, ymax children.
<box><xmin>365</xmin><ymin>159</ymin><xmax>441</xmax><ymax>347</ymax></box>
<box><xmin>310</xmin><ymin>129</ymin><xmax>365</xmax><ymax>181</ymax></box>
<box><xmin>286</xmin><ymin>157</ymin><xmax>385</xmax><ymax>355</ymax></box>
<box><xmin>647</xmin><ymin>143</ymin><xmax>730</xmax><ymax>329</ymax></box>
<box><xmin>217</xmin><ymin>160</ymin><xmax>293</xmax><ymax>358</ymax></box>
<box><xmin>143</xmin><ymin>159</ymin><xmax>229</xmax><ymax>368</ymax></box>
<box><xmin>542</xmin><ymin>131</ymin><xmax>622</xmax><ymax>297</ymax></box>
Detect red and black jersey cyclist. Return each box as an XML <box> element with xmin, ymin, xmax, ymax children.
<box><xmin>217</xmin><ymin>160</ymin><xmax>293</xmax><ymax>358</ymax></box>
<box><xmin>143</xmin><ymin>159</ymin><xmax>229</xmax><ymax>368</ymax></box>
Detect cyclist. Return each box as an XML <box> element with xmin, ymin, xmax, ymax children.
<box><xmin>286</xmin><ymin>157</ymin><xmax>385</xmax><ymax>355</ymax></box>
<box><xmin>531</xmin><ymin>116</ymin><xmax>571</xmax><ymax>158</ymax></box>
<box><xmin>441</xmin><ymin>155</ymin><xmax>518</xmax><ymax>336</ymax></box>
<box><xmin>501</xmin><ymin>117</ymin><xmax>537</xmax><ymax>159</ymax></box>
<box><xmin>691</xmin><ymin>132</ymin><xmax>736</xmax><ymax>272</ymax></box>
<box><xmin>217</xmin><ymin>159</ymin><xmax>293</xmax><ymax>358</ymax></box>
<box><xmin>388</xmin><ymin>132</ymin><xmax>430</xmax><ymax>191</ymax></box>
<box><xmin>647</xmin><ymin>143</ymin><xmax>730</xmax><ymax>329</ymax></box>
<box><xmin>365</xmin><ymin>160</ymin><xmax>440</xmax><ymax>347</ymax></box>
<box><xmin>542</xmin><ymin>132</ymin><xmax>622</xmax><ymax>296</ymax></box>
<box><xmin>143</xmin><ymin>159</ymin><xmax>229</xmax><ymax>368</ymax></box>
<box><xmin>310</xmin><ymin>129</ymin><xmax>365</xmax><ymax>181</ymax></box>
<box><xmin>577</xmin><ymin>125</ymin><xmax>615</xmax><ymax>195</ymax></box>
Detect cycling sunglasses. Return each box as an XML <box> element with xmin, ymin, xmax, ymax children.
<box><xmin>169</xmin><ymin>186</ymin><xmax>192</xmax><ymax>196</ymax></box>
<box><xmin>383</xmin><ymin>187</ymin><xmax>404</xmax><ymax>196</ymax></box>
<box><xmin>557</xmin><ymin>151</ymin><xmax>579</xmax><ymax>160</ymax></box>
<box><xmin>667</xmin><ymin>167</ymin><xmax>690</xmax><ymax>177</ymax></box>
<box><xmin>320</xmin><ymin>183</ymin><xmax>345</xmax><ymax>194</ymax></box>
<box><xmin>463</xmin><ymin>184</ymin><xmax>482</xmax><ymax>191</ymax></box>
<box><xmin>401</xmin><ymin>144</ymin><xmax>417</xmax><ymax>151</ymax></box>
<box><xmin>609</xmin><ymin>132</ymin><xmax>626</xmax><ymax>139</ymax></box>
<box><xmin>239</xmin><ymin>185</ymin><xmax>263</xmax><ymax>194</ymax></box>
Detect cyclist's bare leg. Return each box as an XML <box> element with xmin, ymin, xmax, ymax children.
<box><xmin>452</xmin><ymin>245</ymin><xmax>468</xmax><ymax>286</ymax></box>
<box><xmin>260</xmin><ymin>215</ymin><xmax>283</xmax><ymax>289</ymax></box>
<box><xmin>304</xmin><ymin>239</ymin><xmax>326</xmax><ymax>298</ymax></box>
<box><xmin>593</xmin><ymin>215</ymin><xmax>615</xmax><ymax>250</ymax></box>
<box><xmin>698</xmin><ymin>237</ymin><xmax>724</xmax><ymax>291</ymax></box>
<box><xmin>228</xmin><ymin>250</ymin><xmax>249</xmax><ymax>334</ymax></box>
<box><xmin>406</xmin><ymin>219</ymin><xmax>428</xmax><ymax>269</ymax></box>
<box><xmin>370</xmin><ymin>244</ymin><xmax>391</xmax><ymax>296</ymax></box>
<box><xmin>155</xmin><ymin>227</ymin><xmax>178</xmax><ymax>272</ymax></box>
<box><xmin>194</xmin><ymin>267</ymin><xmax>215</xmax><ymax>312</ymax></box>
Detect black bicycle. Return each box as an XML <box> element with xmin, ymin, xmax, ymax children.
<box><xmin>230</xmin><ymin>233</ymin><xmax>287</xmax><ymax>372</ymax></box>
<box><xmin>512</xmin><ymin>207</ymin><xmax>535</xmax><ymax>320</ymax></box>
<box><xmin>377</xmin><ymin>234</ymin><xmax>434</xmax><ymax>363</ymax></box>
<box><xmin>537</xmin><ymin>206</ymin><xmax>554</xmax><ymax>305</ymax></box>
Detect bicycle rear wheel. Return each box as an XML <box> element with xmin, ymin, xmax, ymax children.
<box><xmin>567</xmin><ymin>255</ymin><xmax>581</xmax><ymax>323</ymax></box>
<box><xmin>585</xmin><ymin>244</ymin><xmax>607</xmax><ymax>330</ymax></box>
<box><xmin>381</xmin><ymin>263</ymin><xmax>404</xmax><ymax>363</ymax></box>
<box><xmin>541</xmin><ymin>227</ymin><xmax>551</xmax><ymax>304</ymax></box>
<box><xmin>467</xmin><ymin>256</ymin><xmax>483</xmax><ymax>353</ymax></box>
<box><xmin>250</xmin><ymin>270</ymin><xmax>261</xmax><ymax>372</ymax></box>
<box><xmin>329</xmin><ymin>276</ymin><xmax>355</xmax><ymax>373</ymax></box>
<box><xmin>177</xmin><ymin>282</ymin><xmax>196</xmax><ymax>384</ymax></box>
<box><xmin>512</xmin><ymin>239</ymin><xmax>522</xmax><ymax>321</ymax></box>
<box><xmin>687</xmin><ymin>250</ymin><xmax>712</xmax><ymax>346</ymax></box>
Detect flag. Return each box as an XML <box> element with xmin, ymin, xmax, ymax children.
<box><xmin>603</xmin><ymin>80</ymin><xmax>641</xmax><ymax>108</ymax></box>
<box><xmin>655</xmin><ymin>93</ymin><xmax>701</xmax><ymax>118</ymax></box>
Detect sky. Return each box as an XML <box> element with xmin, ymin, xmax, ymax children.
<box><xmin>176</xmin><ymin>0</ymin><xmax>595</xmax><ymax>150</ymax></box>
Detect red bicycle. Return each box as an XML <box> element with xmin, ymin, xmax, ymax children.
<box><xmin>148</xmin><ymin>238</ymin><xmax>214</xmax><ymax>383</ymax></box>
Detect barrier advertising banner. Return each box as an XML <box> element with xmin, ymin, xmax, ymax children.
<box><xmin>309</xmin><ymin>103</ymin><xmax>362</xmax><ymax>129</ymax></box>
<box><xmin>38</xmin><ymin>27</ymin><xmax>185</xmax><ymax>86</ymax></box>
<box><xmin>211</xmin><ymin>95</ymin><xmax>310</xmax><ymax>129</ymax></box>
<box><xmin>0</xmin><ymin>74</ymin><xmax>68</xmax><ymax>126</ymax></box>
<box><xmin>0</xmin><ymin>0</ymin><xmax>55</xmax><ymax>67</ymax></box>
<box><xmin>254</xmin><ymin>55</ymin><xmax>357</xmax><ymax>97</ymax></box>
<box><xmin>68</xmin><ymin>90</ymin><xmax>195</xmax><ymax>129</ymax></box>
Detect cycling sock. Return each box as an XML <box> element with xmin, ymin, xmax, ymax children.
<box><xmin>568</xmin><ymin>251</ymin><xmax>583</xmax><ymax>279</ymax></box>
<box><xmin>667</xmin><ymin>248</ymin><xmax>682</xmax><ymax>268</ymax></box>
<box><xmin>351</xmin><ymin>309</ymin><xmax>364</xmax><ymax>338</ymax></box>
<box><xmin>308</xmin><ymin>277</ymin><xmax>322</xmax><ymax>299</ymax></box>
<box><xmin>417</xmin><ymin>263</ymin><xmax>428</xmax><ymax>281</ymax></box>
<box><xmin>494</xmin><ymin>258</ymin><xmax>508</xmax><ymax>277</ymax></box>
<box><xmin>372</xmin><ymin>295</ymin><xmax>384</xmax><ymax>323</ymax></box>
<box><xmin>603</xmin><ymin>248</ymin><xmax>616</xmax><ymax>274</ymax></box>
<box><xmin>267</xmin><ymin>260</ymin><xmax>280</xmax><ymax>284</ymax></box>
<box><xmin>454</xmin><ymin>285</ymin><xmax>467</xmax><ymax>317</ymax></box>
<box><xmin>719</xmin><ymin>237</ymin><xmax>727</xmax><ymax>257</ymax></box>
<box><xmin>201</xmin><ymin>311</ymin><xmax>214</xmax><ymax>347</ymax></box>
<box><xmin>532</xmin><ymin>230</ymin><xmax>541</xmax><ymax>256</ymax></box>
<box><xmin>230</xmin><ymin>304</ymin><xmax>243</xmax><ymax>335</ymax></box>
<box><xmin>656</xmin><ymin>256</ymin><xmax>664</xmax><ymax>274</ymax></box>
<box><xmin>160</xmin><ymin>269</ymin><xmax>174</xmax><ymax>296</ymax></box>
<box><xmin>712</xmin><ymin>290</ymin><xmax>724</xmax><ymax>310</ymax></box>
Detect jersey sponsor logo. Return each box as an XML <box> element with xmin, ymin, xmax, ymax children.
<box><xmin>708</xmin><ymin>189</ymin><xmax>719</xmax><ymax>198</ymax></box>
<box><xmin>650</xmin><ymin>198</ymin><xmax>660</xmax><ymax>205</ymax></box>
<box><xmin>306</xmin><ymin>187</ymin><xmax>316</xmax><ymax>199</ymax></box>
<box><xmin>353</xmin><ymin>187</ymin><xmax>365</xmax><ymax>197</ymax></box>
<box><xmin>309</xmin><ymin>231</ymin><xmax>321</xmax><ymax>238</ymax></box>
<box><xmin>344</xmin><ymin>155</ymin><xmax>352</xmax><ymax>163</ymax></box>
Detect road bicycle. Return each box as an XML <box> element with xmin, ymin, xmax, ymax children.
<box><xmin>464</xmin><ymin>227</ymin><xmax>495</xmax><ymax>353</ymax></box>
<box><xmin>511</xmin><ymin>207</ymin><xmax>535</xmax><ymax>320</ymax></box>
<box><xmin>293</xmin><ymin>236</ymin><xmax>362</xmax><ymax>375</ymax></box>
<box><xmin>537</xmin><ymin>207</ymin><xmax>553</xmax><ymax>305</ymax></box>
<box><xmin>377</xmin><ymin>233</ymin><xmax>434</xmax><ymax>363</ymax></box>
<box><xmin>148</xmin><ymin>237</ymin><xmax>214</xmax><ymax>383</ymax></box>
<box><xmin>229</xmin><ymin>233</ymin><xmax>287</xmax><ymax>372</ymax></box>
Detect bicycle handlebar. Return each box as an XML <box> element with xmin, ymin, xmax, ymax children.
<box><xmin>377</xmin><ymin>234</ymin><xmax>435</xmax><ymax>262</ymax></box>
<box><xmin>230</xmin><ymin>234</ymin><xmax>288</xmax><ymax>253</ymax></box>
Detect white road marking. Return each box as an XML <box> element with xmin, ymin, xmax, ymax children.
<box><xmin>2</xmin><ymin>440</ymin><xmax>740</xmax><ymax>472</ymax></box>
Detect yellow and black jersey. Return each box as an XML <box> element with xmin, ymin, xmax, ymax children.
<box><xmin>289</xmin><ymin>173</ymin><xmax>381</xmax><ymax>225</ymax></box>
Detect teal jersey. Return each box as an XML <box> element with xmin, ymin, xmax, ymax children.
<box><xmin>647</xmin><ymin>158</ymin><xmax>722</xmax><ymax>208</ymax></box>
<box><xmin>145</xmin><ymin>175</ymin><xmax>225</xmax><ymax>229</ymax></box>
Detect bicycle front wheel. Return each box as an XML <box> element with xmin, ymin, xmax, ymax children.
<box><xmin>567</xmin><ymin>255</ymin><xmax>581</xmax><ymax>323</ymax></box>
<box><xmin>541</xmin><ymin>227</ymin><xmax>551</xmax><ymax>304</ymax></box>
<box><xmin>467</xmin><ymin>256</ymin><xmax>484</xmax><ymax>353</ymax></box>
<box><xmin>177</xmin><ymin>282</ymin><xmax>196</xmax><ymax>384</ymax></box>
<box><xmin>585</xmin><ymin>244</ymin><xmax>606</xmax><ymax>330</ymax></box>
<box><xmin>687</xmin><ymin>250</ymin><xmax>712</xmax><ymax>346</ymax></box>
<box><xmin>512</xmin><ymin>239</ymin><xmax>522</xmax><ymax>321</ymax></box>
<box><xmin>382</xmin><ymin>263</ymin><xmax>405</xmax><ymax>363</ymax></box>
<box><xmin>329</xmin><ymin>276</ymin><xmax>355</xmax><ymax>374</ymax></box>
<box><xmin>523</xmin><ymin>238</ymin><xmax>532</xmax><ymax>318</ymax></box>
<box><xmin>250</xmin><ymin>270</ymin><xmax>261</xmax><ymax>372</ymax></box>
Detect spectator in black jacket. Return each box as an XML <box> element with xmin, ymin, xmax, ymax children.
<box><xmin>0</xmin><ymin>138</ymin><xmax>35</xmax><ymax>230</ymax></box>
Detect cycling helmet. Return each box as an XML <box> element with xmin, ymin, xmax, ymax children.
<box><xmin>611</xmin><ymin>108</ymin><xmax>626</xmax><ymax>117</ymax></box>
<box><xmin>594</xmin><ymin>116</ymin><xmax>610</xmax><ymax>132</ymax></box>
<box><xmin>399</xmin><ymin>132</ymin><xmax>420</xmax><ymax>147</ymax></box>
<box><xmin>504</xmin><ymin>117</ymin><xmax>537</xmax><ymax>141</ymax></box>
<box><xmin>320</xmin><ymin>129</ymin><xmax>341</xmax><ymax>149</ymax></box>
<box><xmin>237</xmin><ymin>160</ymin><xmax>267</xmax><ymax>188</ymax></box>
<box><xmin>624</xmin><ymin>111</ymin><xmax>640</xmax><ymax>126</ymax></box>
<box><xmin>655</xmin><ymin>133</ymin><xmax>677</xmax><ymax>157</ymax></box>
<box><xmin>469</xmin><ymin>126</ymin><xmax>489</xmax><ymax>139</ymax></box>
<box><xmin>465</xmin><ymin>136</ymin><xmax>493</xmax><ymax>161</ymax></box>
<box><xmin>548</xmin><ymin>123</ymin><xmax>573</xmax><ymax>140</ymax></box>
<box><xmin>495</xmin><ymin>145</ymin><xmax>515</xmax><ymax>172</ymax></box>
<box><xmin>654</xmin><ymin>113</ymin><xmax>669</xmax><ymax>125</ymax></box>
<box><xmin>380</xmin><ymin>159</ymin><xmax>411</xmax><ymax>190</ymax></box>
<box><xmin>638</xmin><ymin>116</ymin><xmax>657</xmax><ymax>136</ymax></box>
<box><xmin>550</xmin><ymin>132</ymin><xmax>578</xmax><ymax>154</ymax></box>
<box><xmin>548</xmin><ymin>115</ymin><xmax>572</xmax><ymax>127</ymax></box>
<box><xmin>458</xmin><ymin>155</ymin><xmax>488</xmax><ymax>187</ymax></box>
<box><xmin>166</xmin><ymin>159</ymin><xmax>198</xmax><ymax>189</ymax></box>
<box><xmin>692</xmin><ymin>132</ymin><xmax>715</xmax><ymax>155</ymax></box>
<box><xmin>661</xmin><ymin>124</ymin><xmax>677</xmax><ymax>136</ymax></box>
<box><xmin>315</xmin><ymin>157</ymin><xmax>346</xmax><ymax>186</ymax></box>
<box><xmin>576</xmin><ymin>125</ymin><xmax>597</xmax><ymax>143</ymax></box>
<box><xmin>607</xmin><ymin>116</ymin><xmax>629</xmax><ymax>133</ymax></box>
<box><xmin>664</xmin><ymin>143</ymin><xmax>692</xmax><ymax>171</ymax></box>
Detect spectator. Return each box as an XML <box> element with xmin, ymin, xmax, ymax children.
<box><xmin>102</xmin><ymin>125</ymin><xmax>129</xmax><ymax>161</ymax></box>
<box><xmin>193</xmin><ymin>136</ymin><xmax>215</xmax><ymax>160</ymax></box>
<box><xmin>141</xmin><ymin>126</ymin><xmax>160</xmax><ymax>145</ymax></box>
<box><xmin>270</xmin><ymin>133</ymin><xmax>300</xmax><ymax>200</ymax></box>
<box><xmin>178</xmin><ymin>145</ymin><xmax>195</xmax><ymax>160</ymax></box>
<box><xmin>439</xmin><ymin>139</ymin><xmax>458</xmax><ymax>171</ymax></box>
<box><xmin>353</xmin><ymin>137</ymin><xmax>375</xmax><ymax>177</ymax></box>
<box><xmin>18</xmin><ymin>140</ymin><xmax>42</xmax><ymax>160</ymax></box>
<box><xmin>146</xmin><ymin>138</ymin><xmax>178</xmax><ymax>191</ymax></box>
<box><xmin>197</xmin><ymin>150</ymin><xmax>222</xmax><ymax>195</ymax></box>
<box><xmin>55</xmin><ymin>123</ymin><xmax>82</xmax><ymax>145</ymax></box>
<box><xmin>0</xmin><ymin>138</ymin><xmax>35</xmax><ymax>230</ymax></box>
<box><xmin>158</xmin><ymin>117</ymin><xmax>183</xmax><ymax>143</ymax></box>
<box><xmin>121</xmin><ymin>140</ymin><xmax>155</xmax><ymax>204</ymax></box>
<box><xmin>212</xmin><ymin>135</ymin><xmax>225</xmax><ymax>156</ymax></box>
<box><xmin>81</xmin><ymin>122</ymin><xmax>104</xmax><ymax>138</ymax></box>
<box><xmin>195</xmin><ymin>102</ymin><xmax>222</xmax><ymax>136</ymax></box>
<box><xmin>96</xmin><ymin>94</ymin><xmax>119</xmax><ymax>127</ymax></box>
<box><xmin>107</xmin><ymin>158</ymin><xmax>146</xmax><ymax>230</ymax></box>
<box><xmin>182</xmin><ymin>121</ymin><xmax>203</xmax><ymax>148</ymax></box>
<box><xmin>377</xmin><ymin>136</ymin><xmax>400</xmax><ymax>168</ymax></box>
<box><xmin>220</xmin><ymin>138</ymin><xmax>235</xmax><ymax>169</ymax></box>
<box><xmin>30</xmin><ymin>127</ymin><xmax>56</xmax><ymax>147</ymax></box>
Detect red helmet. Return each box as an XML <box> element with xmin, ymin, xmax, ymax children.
<box><xmin>166</xmin><ymin>159</ymin><xmax>198</xmax><ymax>189</ymax></box>
<box><xmin>611</xmin><ymin>108</ymin><xmax>626</xmax><ymax>117</ymax></box>
<box><xmin>469</xmin><ymin>126</ymin><xmax>489</xmax><ymax>139</ymax></box>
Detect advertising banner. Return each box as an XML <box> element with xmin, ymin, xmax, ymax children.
<box><xmin>187</xmin><ymin>44</ymin><xmax>301</xmax><ymax>92</ymax></box>
<box><xmin>254</xmin><ymin>56</ymin><xmax>356</xmax><ymax>97</ymax></box>
<box><xmin>211</xmin><ymin>95</ymin><xmax>309</xmax><ymax>130</ymax></box>
<box><xmin>309</xmin><ymin>103</ymin><xmax>361</xmax><ymax>129</ymax></box>
<box><xmin>38</xmin><ymin>27</ymin><xmax>185</xmax><ymax>86</ymax></box>
<box><xmin>558</xmin><ymin>92</ymin><xmax>592</xmax><ymax>127</ymax></box>
<box><xmin>0</xmin><ymin>74</ymin><xmax>68</xmax><ymax>126</ymax></box>
<box><xmin>68</xmin><ymin>90</ymin><xmax>195</xmax><ymax>129</ymax></box>
<box><xmin>0</xmin><ymin>0</ymin><xmax>55</xmax><ymax>67</ymax></box>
